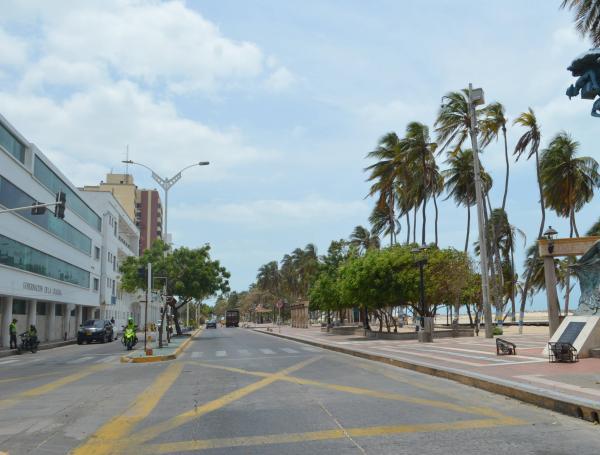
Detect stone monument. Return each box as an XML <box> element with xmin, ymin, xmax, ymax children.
<box><xmin>566</xmin><ymin>48</ymin><xmax>600</xmax><ymax>117</ymax></box>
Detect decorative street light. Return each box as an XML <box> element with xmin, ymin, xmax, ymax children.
<box><xmin>122</xmin><ymin>160</ymin><xmax>209</xmax><ymax>246</ymax></box>
<box><xmin>411</xmin><ymin>244</ymin><xmax>430</xmax><ymax>342</ymax></box>
<box><xmin>123</xmin><ymin>159</ymin><xmax>209</xmax><ymax>344</ymax></box>
<box><xmin>544</xmin><ymin>226</ymin><xmax>558</xmax><ymax>254</ymax></box>
<box><xmin>467</xmin><ymin>83</ymin><xmax>493</xmax><ymax>339</ymax></box>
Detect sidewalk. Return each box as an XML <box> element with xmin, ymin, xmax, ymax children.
<box><xmin>255</xmin><ymin>325</ymin><xmax>600</xmax><ymax>423</ymax></box>
<box><xmin>0</xmin><ymin>339</ymin><xmax>76</xmax><ymax>358</ymax></box>
<box><xmin>121</xmin><ymin>328</ymin><xmax>201</xmax><ymax>363</ymax></box>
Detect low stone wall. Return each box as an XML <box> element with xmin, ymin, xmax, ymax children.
<box><xmin>365</xmin><ymin>328</ymin><xmax>474</xmax><ymax>340</ymax></box>
<box><xmin>320</xmin><ymin>326</ymin><xmax>364</xmax><ymax>336</ymax></box>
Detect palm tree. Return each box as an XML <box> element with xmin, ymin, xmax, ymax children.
<box><xmin>365</xmin><ymin>132</ymin><xmax>404</xmax><ymax>245</ymax></box>
<box><xmin>256</xmin><ymin>261</ymin><xmax>281</xmax><ymax>297</ymax></box>
<box><xmin>435</xmin><ymin>89</ymin><xmax>480</xmax><ymax>155</ymax></box>
<box><xmin>480</xmin><ymin>102</ymin><xmax>510</xmax><ymax>211</ymax></box>
<box><xmin>349</xmin><ymin>225</ymin><xmax>380</xmax><ymax>254</ymax></box>
<box><xmin>443</xmin><ymin>149</ymin><xmax>492</xmax><ymax>252</ymax></box>
<box><xmin>400</xmin><ymin>122</ymin><xmax>438</xmax><ymax>245</ymax></box>
<box><xmin>540</xmin><ymin>132</ymin><xmax>600</xmax><ymax>238</ymax></box>
<box><xmin>560</xmin><ymin>0</ymin><xmax>600</xmax><ymax>47</ymax></box>
<box><xmin>513</xmin><ymin>108</ymin><xmax>545</xmax><ymax>239</ymax></box>
<box><xmin>586</xmin><ymin>218</ymin><xmax>600</xmax><ymax>236</ymax></box>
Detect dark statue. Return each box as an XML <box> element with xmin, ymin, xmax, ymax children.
<box><xmin>570</xmin><ymin>240</ymin><xmax>600</xmax><ymax>315</ymax></box>
<box><xmin>566</xmin><ymin>49</ymin><xmax>600</xmax><ymax>117</ymax></box>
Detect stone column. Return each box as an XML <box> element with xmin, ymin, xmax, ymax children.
<box><xmin>63</xmin><ymin>304</ymin><xmax>74</xmax><ymax>340</ymax></box>
<box><xmin>543</xmin><ymin>256</ymin><xmax>561</xmax><ymax>336</ymax></box>
<box><xmin>46</xmin><ymin>303</ymin><xmax>56</xmax><ymax>342</ymax></box>
<box><xmin>27</xmin><ymin>300</ymin><xmax>37</xmax><ymax>329</ymax></box>
<box><xmin>1</xmin><ymin>296</ymin><xmax>14</xmax><ymax>347</ymax></box>
<box><xmin>76</xmin><ymin>305</ymin><xmax>83</xmax><ymax>329</ymax></box>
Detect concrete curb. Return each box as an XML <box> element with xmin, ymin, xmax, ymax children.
<box><xmin>255</xmin><ymin>329</ymin><xmax>600</xmax><ymax>424</ymax></box>
<box><xmin>0</xmin><ymin>339</ymin><xmax>77</xmax><ymax>358</ymax></box>
<box><xmin>121</xmin><ymin>328</ymin><xmax>202</xmax><ymax>363</ymax></box>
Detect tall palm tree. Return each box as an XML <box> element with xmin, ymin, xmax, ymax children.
<box><xmin>540</xmin><ymin>132</ymin><xmax>600</xmax><ymax>238</ymax></box>
<box><xmin>365</xmin><ymin>132</ymin><xmax>404</xmax><ymax>245</ymax></box>
<box><xmin>443</xmin><ymin>149</ymin><xmax>492</xmax><ymax>252</ymax></box>
<box><xmin>561</xmin><ymin>0</ymin><xmax>600</xmax><ymax>46</ymax></box>
<box><xmin>480</xmin><ymin>102</ymin><xmax>510</xmax><ymax>211</ymax></box>
<box><xmin>513</xmin><ymin>108</ymin><xmax>545</xmax><ymax>240</ymax></box>
<box><xmin>349</xmin><ymin>225</ymin><xmax>381</xmax><ymax>254</ymax></box>
<box><xmin>435</xmin><ymin>89</ymin><xmax>481</xmax><ymax>155</ymax></box>
<box><xmin>256</xmin><ymin>261</ymin><xmax>281</xmax><ymax>297</ymax></box>
<box><xmin>400</xmin><ymin>122</ymin><xmax>438</xmax><ymax>245</ymax></box>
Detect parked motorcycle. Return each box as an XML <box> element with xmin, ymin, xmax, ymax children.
<box><xmin>17</xmin><ymin>332</ymin><xmax>39</xmax><ymax>354</ymax></box>
<box><xmin>122</xmin><ymin>325</ymin><xmax>138</xmax><ymax>351</ymax></box>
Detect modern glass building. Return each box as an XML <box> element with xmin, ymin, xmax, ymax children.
<box><xmin>0</xmin><ymin>113</ymin><xmax>104</xmax><ymax>346</ymax></box>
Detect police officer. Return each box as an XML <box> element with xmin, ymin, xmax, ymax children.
<box><xmin>9</xmin><ymin>318</ymin><xmax>17</xmax><ymax>349</ymax></box>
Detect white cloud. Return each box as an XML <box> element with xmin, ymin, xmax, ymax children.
<box><xmin>264</xmin><ymin>67</ymin><xmax>296</xmax><ymax>92</ymax></box>
<box><xmin>0</xmin><ymin>26</ymin><xmax>28</xmax><ymax>67</ymax></box>
<box><xmin>0</xmin><ymin>81</ymin><xmax>279</xmax><ymax>185</ymax></box>
<box><xmin>21</xmin><ymin>1</ymin><xmax>265</xmax><ymax>94</ymax></box>
<box><xmin>171</xmin><ymin>195</ymin><xmax>368</xmax><ymax>229</ymax></box>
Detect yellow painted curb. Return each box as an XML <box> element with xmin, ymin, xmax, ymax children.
<box><xmin>255</xmin><ymin>329</ymin><xmax>600</xmax><ymax>424</ymax></box>
<box><xmin>121</xmin><ymin>328</ymin><xmax>203</xmax><ymax>364</ymax></box>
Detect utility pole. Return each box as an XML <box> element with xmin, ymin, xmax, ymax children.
<box><xmin>144</xmin><ymin>262</ymin><xmax>151</xmax><ymax>352</ymax></box>
<box><xmin>467</xmin><ymin>83</ymin><xmax>493</xmax><ymax>338</ymax></box>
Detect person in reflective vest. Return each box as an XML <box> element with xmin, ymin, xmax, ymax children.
<box><xmin>9</xmin><ymin>318</ymin><xmax>17</xmax><ymax>349</ymax></box>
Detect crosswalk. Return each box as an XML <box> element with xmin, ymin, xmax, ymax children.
<box><xmin>186</xmin><ymin>345</ymin><xmax>320</xmax><ymax>359</ymax></box>
<box><xmin>0</xmin><ymin>354</ymin><xmax>122</xmax><ymax>368</ymax></box>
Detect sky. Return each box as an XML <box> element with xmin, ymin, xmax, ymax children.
<box><xmin>1</xmin><ymin>1</ymin><xmax>598</xmax><ymax>310</ymax></box>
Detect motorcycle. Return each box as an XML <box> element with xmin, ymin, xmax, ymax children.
<box><xmin>17</xmin><ymin>332</ymin><xmax>39</xmax><ymax>354</ymax></box>
<box><xmin>122</xmin><ymin>325</ymin><xmax>138</xmax><ymax>351</ymax></box>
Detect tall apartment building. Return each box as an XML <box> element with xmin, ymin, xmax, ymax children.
<box><xmin>83</xmin><ymin>174</ymin><xmax>163</xmax><ymax>254</ymax></box>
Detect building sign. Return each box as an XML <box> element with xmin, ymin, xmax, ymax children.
<box><xmin>23</xmin><ymin>281</ymin><xmax>63</xmax><ymax>296</ymax></box>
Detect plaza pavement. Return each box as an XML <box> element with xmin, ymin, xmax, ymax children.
<box><xmin>255</xmin><ymin>324</ymin><xmax>600</xmax><ymax>423</ymax></box>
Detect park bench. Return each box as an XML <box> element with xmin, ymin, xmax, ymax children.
<box><xmin>496</xmin><ymin>338</ymin><xmax>516</xmax><ymax>356</ymax></box>
<box><xmin>548</xmin><ymin>342</ymin><xmax>579</xmax><ymax>363</ymax></box>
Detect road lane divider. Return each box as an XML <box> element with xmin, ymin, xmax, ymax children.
<box><xmin>73</xmin><ymin>362</ymin><xmax>184</xmax><ymax>455</ymax></box>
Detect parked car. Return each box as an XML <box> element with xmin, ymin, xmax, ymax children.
<box><xmin>77</xmin><ymin>319</ymin><xmax>114</xmax><ymax>344</ymax></box>
<box><xmin>206</xmin><ymin>319</ymin><xmax>217</xmax><ymax>329</ymax></box>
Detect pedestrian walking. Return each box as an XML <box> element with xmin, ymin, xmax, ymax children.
<box><xmin>9</xmin><ymin>318</ymin><xmax>18</xmax><ymax>349</ymax></box>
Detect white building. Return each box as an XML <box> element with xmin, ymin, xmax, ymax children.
<box><xmin>82</xmin><ymin>191</ymin><xmax>159</xmax><ymax>329</ymax></box>
<box><xmin>0</xmin><ymin>113</ymin><xmax>103</xmax><ymax>345</ymax></box>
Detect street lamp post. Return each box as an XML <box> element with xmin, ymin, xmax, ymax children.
<box><xmin>411</xmin><ymin>245</ymin><xmax>431</xmax><ymax>343</ymax></box>
<box><xmin>123</xmin><ymin>159</ymin><xmax>209</xmax><ymax>347</ymax></box>
<box><xmin>467</xmin><ymin>84</ymin><xmax>493</xmax><ymax>339</ymax></box>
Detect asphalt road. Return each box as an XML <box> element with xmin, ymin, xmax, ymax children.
<box><xmin>0</xmin><ymin>328</ymin><xmax>599</xmax><ymax>454</ymax></box>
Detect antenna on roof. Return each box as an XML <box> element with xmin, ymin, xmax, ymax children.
<box><xmin>125</xmin><ymin>145</ymin><xmax>129</xmax><ymax>176</ymax></box>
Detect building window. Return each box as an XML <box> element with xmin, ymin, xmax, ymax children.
<box><xmin>0</xmin><ymin>121</ymin><xmax>26</xmax><ymax>164</ymax></box>
<box><xmin>0</xmin><ymin>175</ymin><xmax>92</xmax><ymax>254</ymax></box>
<box><xmin>113</xmin><ymin>257</ymin><xmax>116</xmax><ymax>271</ymax></box>
<box><xmin>70</xmin><ymin>308</ymin><xmax>76</xmax><ymax>316</ymax></box>
<box><xmin>93</xmin><ymin>278</ymin><xmax>99</xmax><ymax>291</ymax></box>
<box><xmin>33</xmin><ymin>156</ymin><xmax>102</xmax><ymax>231</ymax></box>
<box><xmin>55</xmin><ymin>304</ymin><xmax>63</xmax><ymax>316</ymax></box>
<box><xmin>0</xmin><ymin>234</ymin><xmax>90</xmax><ymax>288</ymax></box>
<box><xmin>113</xmin><ymin>221</ymin><xmax>117</xmax><ymax>236</ymax></box>
<box><xmin>36</xmin><ymin>302</ymin><xmax>46</xmax><ymax>315</ymax></box>
<box><xmin>12</xmin><ymin>299</ymin><xmax>27</xmax><ymax>314</ymax></box>
<box><xmin>94</xmin><ymin>247</ymin><xmax>100</xmax><ymax>260</ymax></box>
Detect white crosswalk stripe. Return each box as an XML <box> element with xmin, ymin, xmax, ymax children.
<box><xmin>237</xmin><ymin>349</ymin><xmax>250</xmax><ymax>356</ymax></box>
<box><xmin>96</xmin><ymin>356</ymin><xmax>119</xmax><ymax>364</ymax></box>
<box><xmin>301</xmin><ymin>346</ymin><xmax>320</xmax><ymax>352</ymax></box>
<box><xmin>0</xmin><ymin>359</ymin><xmax>20</xmax><ymax>365</ymax></box>
<box><xmin>67</xmin><ymin>356</ymin><xmax>93</xmax><ymax>364</ymax></box>
<box><xmin>191</xmin><ymin>351</ymin><xmax>203</xmax><ymax>359</ymax></box>
<box><xmin>260</xmin><ymin>349</ymin><xmax>275</xmax><ymax>355</ymax></box>
<box><xmin>280</xmin><ymin>348</ymin><xmax>299</xmax><ymax>354</ymax></box>
<box><xmin>215</xmin><ymin>350</ymin><xmax>227</xmax><ymax>357</ymax></box>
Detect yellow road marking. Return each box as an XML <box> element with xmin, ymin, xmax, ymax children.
<box><xmin>72</xmin><ymin>362</ymin><xmax>184</xmax><ymax>455</ymax></box>
<box><xmin>187</xmin><ymin>359</ymin><xmax>503</xmax><ymax>418</ymax></box>
<box><xmin>127</xmin><ymin>356</ymin><xmax>321</xmax><ymax>446</ymax></box>
<box><xmin>0</xmin><ymin>364</ymin><xmax>109</xmax><ymax>410</ymax></box>
<box><xmin>138</xmin><ymin>416</ymin><xmax>524</xmax><ymax>454</ymax></box>
<box><xmin>0</xmin><ymin>370</ymin><xmax>63</xmax><ymax>384</ymax></box>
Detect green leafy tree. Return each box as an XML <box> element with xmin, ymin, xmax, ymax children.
<box><xmin>120</xmin><ymin>240</ymin><xmax>230</xmax><ymax>337</ymax></box>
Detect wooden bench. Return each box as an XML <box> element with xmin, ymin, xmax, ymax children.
<box><xmin>496</xmin><ymin>338</ymin><xmax>517</xmax><ymax>356</ymax></box>
<box><xmin>548</xmin><ymin>342</ymin><xmax>579</xmax><ymax>363</ymax></box>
